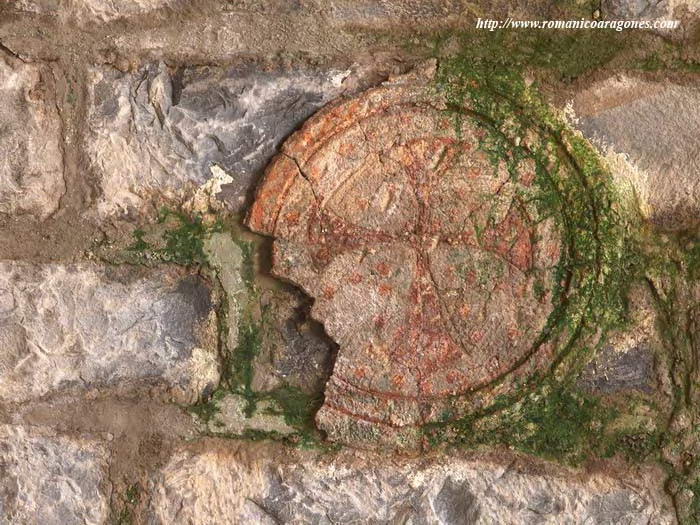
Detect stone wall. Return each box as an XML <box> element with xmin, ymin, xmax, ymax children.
<box><xmin>1</xmin><ymin>0</ymin><xmax>699</xmax><ymax>523</ymax></box>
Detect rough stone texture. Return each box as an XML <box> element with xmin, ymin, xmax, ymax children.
<box><xmin>203</xmin><ymin>232</ymin><xmax>246</xmax><ymax>352</ymax></box>
<box><xmin>324</xmin><ymin>0</ymin><xmax>473</xmax><ymax>25</ymax></box>
<box><xmin>203</xmin><ymin>231</ymin><xmax>336</xmax><ymax>397</ymax></box>
<box><xmin>201</xmin><ymin>394</ymin><xmax>295</xmax><ymax>436</ymax></box>
<box><xmin>0</xmin><ymin>262</ymin><xmax>219</xmax><ymax>404</ymax></box>
<box><xmin>146</xmin><ymin>442</ymin><xmax>673</xmax><ymax>524</ymax></box>
<box><xmin>603</xmin><ymin>0</ymin><xmax>700</xmax><ymax>21</ymax></box>
<box><xmin>8</xmin><ymin>0</ymin><xmax>177</xmax><ymax>23</ymax></box>
<box><xmin>572</xmin><ymin>75</ymin><xmax>700</xmax><ymax>231</ymax></box>
<box><xmin>252</xmin><ymin>287</ymin><xmax>337</xmax><ymax>395</ymax></box>
<box><xmin>8</xmin><ymin>0</ymin><xmax>475</xmax><ymax>27</ymax></box>
<box><xmin>578</xmin><ymin>344</ymin><xmax>655</xmax><ymax>394</ymax></box>
<box><xmin>577</xmin><ymin>285</ymin><xmax>659</xmax><ymax>395</ymax></box>
<box><xmin>86</xmin><ymin>62</ymin><xmax>349</xmax><ymax>218</ymax></box>
<box><xmin>0</xmin><ymin>55</ymin><xmax>64</xmax><ymax>220</ymax></box>
<box><xmin>246</xmin><ymin>67</ymin><xmax>561</xmax><ymax>444</ymax></box>
<box><xmin>0</xmin><ymin>425</ymin><xmax>110</xmax><ymax>525</ymax></box>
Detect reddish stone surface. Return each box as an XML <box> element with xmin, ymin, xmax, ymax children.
<box><xmin>247</xmin><ymin>69</ymin><xmax>562</xmax><ymax>447</ymax></box>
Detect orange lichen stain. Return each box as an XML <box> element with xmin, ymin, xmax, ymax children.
<box><xmin>375</xmin><ymin>262</ymin><xmax>391</xmax><ymax>276</ymax></box>
<box><xmin>469</xmin><ymin>329</ymin><xmax>485</xmax><ymax>344</ymax></box>
<box><xmin>454</xmin><ymin>188</ymin><xmax>468</xmax><ymax>201</ymax></box>
<box><xmin>246</xmin><ymin>81</ymin><xmax>566</xmax><ymax>432</ymax></box>
<box><xmin>378</xmin><ymin>283</ymin><xmax>393</xmax><ymax>297</ymax></box>
<box><xmin>349</xmin><ymin>273</ymin><xmax>363</xmax><ymax>284</ymax></box>
<box><xmin>392</xmin><ymin>374</ymin><xmax>406</xmax><ymax>388</ymax></box>
<box><xmin>511</xmin><ymin>234</ymin><xmax>533</xmax><ymax>271</ymax></box>
<box><xmin>460</xmin><ymin>140</ymin><xmax>474</xmax><ymax>152</ymax></box>
<box><xmin>466</xmin><ymin>166</ymin><xmax>481</xmax><ymax>179</ymax></box>
<box><xmin>445</xmin><ymin>370</ymin><xmax>461</xmax><ymax>384</ymax></box>
<box><xmin>419</xmin><ymin>379</ymin><xmax>436</xmax><ymax>395</ymax></box>
<box><xmin>338</xmin><ymin>142</ymin><xmax>356</xmax><ymax>156</ymax></box>
<box><xmin>487</xmin><ymin>356</ymin><xmax>501</xmax><ymax>372</ymax></box>
<box><xmin>284</xmin><ymin>211</ymin><xmax>300</xmax><ymax>226</ymax></box>
<box><xmin>507</xmin><ymin>326</ymin><xmax>521</xmax><ymax>340</ymax></box>
<box><xmin>520</xmin><ymin>166</ymin><xmax>536</xmax><ymax>186</ymax></box>
<box><xmin>547</xmin><ymin>242</ymin><xmax>561</xmax><ymax>261</ymax></box>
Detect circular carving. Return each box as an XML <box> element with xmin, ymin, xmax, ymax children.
<box><xmin>247</xmin><ymin>70</ymin><xmax>563</xmax><ymax>446</ymax></box>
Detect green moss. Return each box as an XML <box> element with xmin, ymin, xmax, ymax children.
<box><xmin>239</xmin><ymin>428</ymin><xmax>286</xmax><ymax>442</ymax></box>
<box><xmin>114</xmin><ymin>510</ymin><xmax>132</xmax><ymax>525</ymax></box>
<box><xmin>641</xmin><ymin>241</ymin><xmax>700</xmax><ymax>524</ymax></box>
<box><xmin>429</xmin><ymin>29</ymin><xmax>627</xmax><ymax>86</ymax></box>
<box><xmin>424</xmin><ymin>21</ymin><xmax>700</xmax><ymax>86</ymax></box>
<box><xmin>190</xmin><ymin>390</ymin><xmax>226</xmax><ymax>424</ymax></box>
<box><xmin>630</xmin><ymin>41</ymin><xmax>700</xmax><ymax>74</ymax></box>
<box><xmin>419</xmin><ymin>28</ymin><xmax>679</xmax><ymax>475</ymax></box>
<box><xmin>157</xmin><ymin>209</ymin><xmax>223</xmax><ymax>266</ymax></box>
<box><xmin>203</xmin><ymin>254</ymin><xmax>326</xmax><ymax>445</ymax></box>
<box><xmin>266</xmin><ymin>386</ymin><xmax>323</xmax><ymax>433</ymax></box>
<box><xmin>113</xmin><ymin>484</ymin><xmax>140</xmax><ymax>525</ymax></box>
<box><xmin>436</xmin><ymin>385</ymin><xmax>616</xmax><ymax>465</ymax></box>
<box><xmin>511</xmin><ymin>389</ymin><xmax>612</xmax><ymax>463</ymax></box>
<box><xmin>124</xmin><ymin>209</ymin><xmax>223</xmax><ymax>267</ymax></box>
<box><xmin>234</xmin><ymin>238</ymin><xmax>257</xmax><ymax>289</ymax></box>
<box><xmin>686</xmin><ymin>238</ymin><xmax>700</xmax><ymax>281</ymax></box>
<box><xmin>126</xmin><ymin>229</ymin><xmax>151</xmax><ymax>252</ymax></box>
<box><xmin>432</xmin><ymin>50</ymin><xmax>700</xmax><ymax>499</ymax></box>
<box><xmin>435</xmin><ymin>35</ymin><xmax>643</xmax><ymax>379</ymax></box>
<box><xmin>690</xmin><ymin>478</ymin><xmax>700</xmax><ymax>524</ymax></box>
<box><xmin>124</xmin><ymin>484</ymin><xmax>139</xmax><ymax>506</ymax></box>
<box><xmin>611</xmin><ymin>430</ymin><xmax>663</xmax><ymax>463</ymax></box>
<box><xmin>229</xmin><ymin>313</ymin><xmax>263</xmax><ymax>417</ymax></box>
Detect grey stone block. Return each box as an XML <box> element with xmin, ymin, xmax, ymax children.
<box><xmin>0</xmin><ymin>262</ymin><xmax>219</xmax><ymax>404</ymax></box>
<box><xmin>0</xmin><ymin>55</ymin><xmax>64</xmax><ymax>220</ymax></box>
<box><xmin>0</xmin><ymin>425</ymin><xmax>110</xmax><ymax>525</ymax></box>
<box><xmin>146</xmin><ymin>443</ymin><xmax>673</xmax><ymax>524</ymax></box>
<box><xmin>573</xmin><ymin>75</ymin><xmax>700</xmax><ymax>230</ymax></box>
<box><xmin>578</xmin><ymin>344</ymin><xmax>655</xmax><ymax>395</ymax></box>
<box><xmin>86</xmin><ymin>62</ymin><xmax>348</xmax><ymax>218</ymax></box>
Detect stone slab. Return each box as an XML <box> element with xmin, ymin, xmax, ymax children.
<box><xmin>0</xmin><ymin>425</ymin><xmax>110</xmax><ymax>525</ymax></box>
<box><xmin>0</xmin><ymin>55</ymin><xmax>64</xmax><ymax>220</ymax></box>
<box><xmin>146</xmin><ymin>442</ymin><xmax>673</xmax><ymax>524</ymax></box>
<box><xmin>86</xmin><ymin>62</ymin><xmax>348</xmax><ymax>218</ymax></box>
<box><xmin>0</xmin><ymin>262</ymin><xmax>218</xmax><ymax>404</ymax></box>
<box><xmin>573</xmin><ymin>75</ymin><xmax>700</xmax><ymax>230</ymax></box>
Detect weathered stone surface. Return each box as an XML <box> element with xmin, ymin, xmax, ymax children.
<box><xmin>75</xmin><ymin>0</ymin><xmax>175</xmax><ymax>22</ymax></box>
<box><xmin>147</xmin><ymin>442</ymin><xmax>673</xmax><ymax>524</ymax></box>
<box><xmin>578</xmin><ymin>284</ymin><xmax>659</xmax><ymax>394</ymax></box>
<box><xmin>203</xmin><ymin>231</ymin><xmax>246</xmax><ymax>352</ymax></box>
<box><xmin>572</xmin><ymin>75</ymin><xmax>700</xmax><ymax>230</ymax></box>
<box><xmin>0</xmin><ymin>262</ymin><xmax>218</xmax><ymax>404</ymax></box>
<box><xmin>0</xmin><ymin>425</ymin><xmax>110</xmax><ymax>525</ymax></box>
<box><xmin>8</xmin><ymin>0</ymin><xmax>175</xmax><ymax>23</ymax></box>
<box><xmin>9</xmin><ymin>0</ymin><xmax>473</xmax><ymax>27</ymax></box>
<box><xmin>252</xmin><ymin>288</ymin><xmax>337</xmax><ymax>395</ymax></box>
<box><xmin>603</xmin><ymin>0</ymin><xmax>699</xmax><ymax>21</ymax></box>
<box><xmin>199</xmin><ymin>393</ymin><xmax>295</xmax><ymax>436</ymax></box>
<box><xmin>246</xmin><ymin>67</ymin><xmax>561</xmax><ymax>444</ymax></box>
<box><xmin>86</xmin><ymin>62</ymin><xmax>348</xmax><ymax>218</ymax></box>
<box><xmin>325</xmin><ymin>0</ymin><xmax>470</xmax><ymax>25</ymax></box>
<box><xmin>578</xmin><ymin>344</ymin><xmax>655</xmax><ymax>394</ymax></box>
<box><xmin>0</xmin><ymin>55</ymin><xmax>64</xmax><ymax>220</ymax></box>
